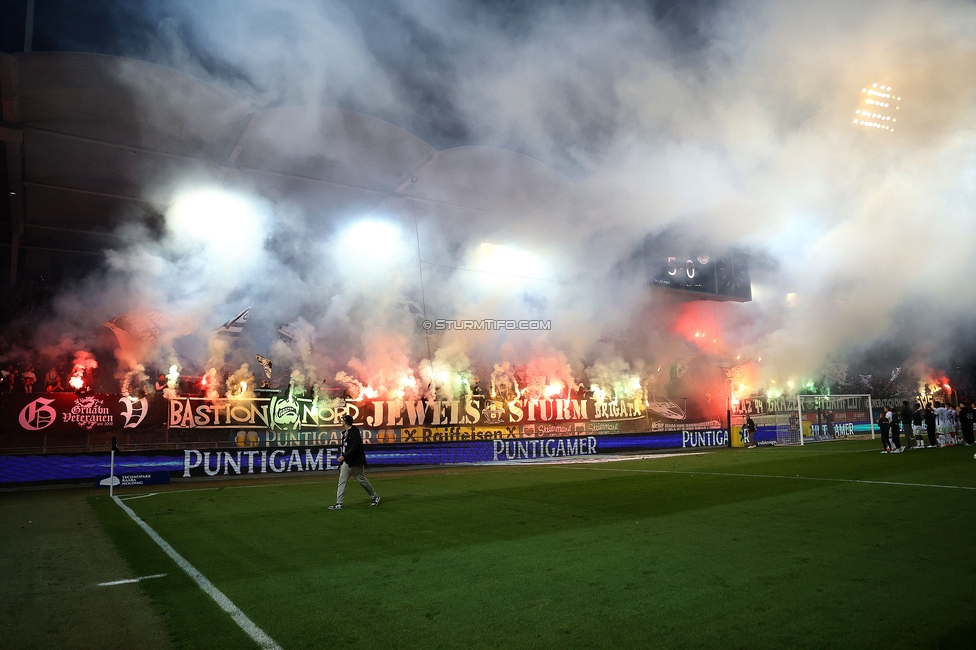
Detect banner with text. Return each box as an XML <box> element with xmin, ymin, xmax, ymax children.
<box><xmin>167</xmin><ymin>395</ymin><xmax>647</xmax><ymax>431</ymax></box>
<box><xmin>1</xmin><ymin>393</ymin><xmax>167</xmax><ymax>436</ymax></box>
<box><xmin>0</xmin><ymin>428</ymin><xmax>729</xmax><ymax>484</ymax></box>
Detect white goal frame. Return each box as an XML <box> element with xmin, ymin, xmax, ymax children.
<box><xmin>795</xmin><ymin>394</ymin><xmax>875</xmax><ymax>446</ymax></box>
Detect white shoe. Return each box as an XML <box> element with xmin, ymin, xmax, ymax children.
<box><xmin>328</xmin><ymin>504</ymin><xmax>343</xmax><ymax>510</ymax></box>
<box><xmin>371</xmin><ymin>495</ymin><xmax>381</xmax><ymax>507</ymax></box>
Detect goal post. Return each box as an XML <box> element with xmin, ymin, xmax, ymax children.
<box><xmin>734</xmin><ymin>393</ymin><xmax>876</xmax><ymax>447</ymax></box>
<box><xmin>797</xmin><ymin>394</ymin><xmax>875</xmax><ymax>444</ymax></box>
<box><xmin>756</xmin><ymin>394</ymin><xmax>875</xmax><ymax>446</ymax></box>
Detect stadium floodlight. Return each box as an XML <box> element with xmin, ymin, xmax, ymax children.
<box><xmin>335</xmin><ymin>219</ymin><xmax>407</xmax><ymax>271</ymax></box>
<box><xmin>167</xmin><ymin>188</ymin><xmax>268</xmax><ymax>257</ymax></box>
<box><xmin>468</xmin><ymin>243</ymin><xmax>548</xmax><ymax>288</ymax></box>
<box><xmin>853</xmin><ymin>82</ymin><xmax>900</xmax><ymax>133</ymax></box>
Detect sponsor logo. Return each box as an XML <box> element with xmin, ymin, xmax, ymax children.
<box><xmin>265</xmin><ymin>430</ymin><xmax>346</xmax><ymax>447</ymax></box>
<box><xmin>96</xmin><ymin>472</ymin><xmax>170</xmax><ymax>487</ymax></box>
<box><xmin>183</xmin><ymin>448</ymin><xmax>339</xmax><ymax>477</ymax></box>
<box><xmin>810</xmin><ymin>422</ymin><xmax>855</xmax><ymax>437</ymax></box>
<box><xmin>234</xmin><ymin>430</ymin><xmax>261</xmax><ymax>447</ymax></box>
<box><xmin>399</xmin><ymin>426</ymin><xmax>521</xmax><ymax>443</ymax></box>
<box><xmin>18</xmin><ymin>397</ymin><xmax>57</xmax><ymax>431</ymax></box>
<box><xmin>680</xmin><ymin>429</ymin><xmax>728</xmax><ymax>448</ymax></box>
<box><xmin>650</xmin><ymin>419</ymin><xmax>723</xmax><ymax>432</ymax></box>
<box><xmin>522</xmin><ymin>422</ymin><xmax>586</xmax><ymax>436</ymax></box>
<box><xmin>492</xmin><ymin>436</ymin><xmax>597</xmax><ymax>461</ymax></box>
<box><xmin>585</xmin><ymin>421</ymin><xmax>620</xmax><ymax>433</ymax></box>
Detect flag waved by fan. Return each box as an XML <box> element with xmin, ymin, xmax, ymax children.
<box><xmin>214</xmin><ymin>307</ymin><xmax>250</xmax><ymax>339</ymax></box>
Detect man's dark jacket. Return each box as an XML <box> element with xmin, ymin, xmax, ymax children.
<box><xmin>342</xmin><ymin>425</ymin><xmax>367</xmax><ymax>466</ymax></box>
<box><xmin>900</xmin><ymin>405</ymin><xmax>914</xmax><ymax>427</ymax></box>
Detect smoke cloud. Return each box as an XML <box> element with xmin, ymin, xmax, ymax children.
<box><xmin>9</xmin><ymin>0</ymin><xmax>976</xmax><ymax>405</ymax></box>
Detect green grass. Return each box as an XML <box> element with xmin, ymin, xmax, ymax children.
<box><xmin>79</xmin><ymin>441</ymin><xmax>976</xmax><ymax>648</ymax></box>
<box><xmin>0</xmin><ymin>488</ymin><xmax>172</xmax><ymax>649</ymax></box>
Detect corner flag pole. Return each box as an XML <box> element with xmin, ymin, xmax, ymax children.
<box><xmin>110</xmin><ymin>436</ymin><xmax>119</xmax><ymax>497</ymax></box>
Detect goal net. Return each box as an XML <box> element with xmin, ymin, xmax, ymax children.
<box><xmin>764</xmin><ymin>394</ymin><xmax>876</xmax><ymax>446</ymax></box>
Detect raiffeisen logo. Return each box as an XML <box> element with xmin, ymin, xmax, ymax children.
<box><xmin>19</xmin><ymin>397</ymin><xmax>57</xmax><ymax>431</ymax></box>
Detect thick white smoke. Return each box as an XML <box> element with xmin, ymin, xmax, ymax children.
<box><xmin>13</xmin><ymin>0</ymin><xmax>976</xmax><ymax>402</ymax></box>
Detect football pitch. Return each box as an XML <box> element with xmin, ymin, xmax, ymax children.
<box><xmin>5</xmin><ymin>440</ymin><xmax>976</xmax><ymax>649</ymax></box>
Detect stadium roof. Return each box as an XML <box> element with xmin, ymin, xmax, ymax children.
<box><xmin>0</xmin><ymin>51</ymin><xmax>569</xmax><ymax>286</ymax></box>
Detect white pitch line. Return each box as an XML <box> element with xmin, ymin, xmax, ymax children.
<box><xmin>112</xmin><ymin>496</ymin><xmax>282</xmax><ymax>650</ymax></box>
<box><xmin>98</xmin><ymin>573</ymin><xmax>167</xmax><ymax>587</ymax></box>
<box><xmin>745</xmin><ymin>447</ymin><xmax>879</xmax><ymax>454</ymax></box>
<box><xmin>104</xmin><ymin>453</ymin><xmax>706</xmax><ymax>500</ymax></box>
<box><xmin>118</xmin><ymin>492</ymin><xmax>159</xmax><ymax>501</ymax></box>
<box><xmin>114</xmin><ymin>468</ymin><xmax>477</xmax><ymax>500</ymax></box>
<box><xmin>558</xmin><ymin>466</ymin><xmax>976</xmax><ymax>491</ymax></box>
<box><xmin>484</xmin><ymin>452</ymin><xmax>709</xmax><ymax>466</ymax></box>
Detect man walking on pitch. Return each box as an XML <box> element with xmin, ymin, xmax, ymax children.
<box><xmin>329</xmin><ymin>415</ymin><xmax>380</xmax><ymax>510</ymax></box>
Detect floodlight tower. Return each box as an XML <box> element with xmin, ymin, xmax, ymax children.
<box><xmin>854</xmin><ymin>82</ymin><xmax>901</xmax><ymax>133</ymax></box>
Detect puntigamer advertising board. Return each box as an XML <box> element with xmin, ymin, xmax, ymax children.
<box><xmin>0</xmin><ymin>429</ymin><xmax>730</xmax><ymax>485</ymax></box>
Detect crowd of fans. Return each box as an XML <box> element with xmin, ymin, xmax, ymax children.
<box><xmin>0</xmin><ymin>361</ymin><xmax>98</xmax><ymax>394</ymax></box>
<box><xmin>876</xmin><ymin>399</ymin><xmax>975</xmax><ymax>452</ymax></box>
<box><xmin>0</xmin><ymin>363</ymin><xmax>40</xmax><ymax>393</ymax></box>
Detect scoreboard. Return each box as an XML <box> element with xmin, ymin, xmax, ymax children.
<box><xmin>651</xmin><ymin>253</ymin><xmax>751</xmax><ymax>302</ymax></box>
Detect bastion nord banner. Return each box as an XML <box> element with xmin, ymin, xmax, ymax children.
<box><xmin>167</xmin><ymin>395</ymin><xmax>647</xmax><ymax>430</ymax></box>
